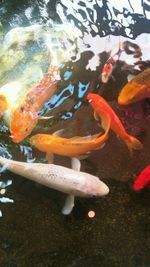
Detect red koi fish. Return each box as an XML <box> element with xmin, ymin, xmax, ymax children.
<box><xmin>10</xmin><ymin>65</ymin><xmax>58</xmax><ymax>143</ymax></box>
<box><xmin>87</xmin><ymin>93</ymin><xmax>143</xmax><ymax>154</ymax></box>
<box><xmin>133</xmin><ymin>165</ymin><xmax>150</xmax><ymax>191</ymax></box>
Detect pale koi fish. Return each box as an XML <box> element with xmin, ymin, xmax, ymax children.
<box><xmin>0</xmin><ymin>156</ymin><xmax>109</xmax><ymax>215</ymax></box>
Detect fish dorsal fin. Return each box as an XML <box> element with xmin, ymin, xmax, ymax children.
<box><xmin>101</xmin><ymin>113</ymin><xmax>111</xmax><ymax>134</ymax></box>
<box><xmin>52</xmin><ymin>128</ymin><xmax>64</xmax><ymax>137</ymax></box>
<box><xmin>62</xmin><ymin>195</ymin><xmax>75</xmax><ymax>215</ymax></box>
<box><xmin>77</xmin><ymin>154</ymin><xmax>89</xmax><ymax>160</ymax></box>
<box><xmin>38</xmin><ymin>115</ymin><xmax>54</xmax><ymax>120</ymax></box>
<box><xmin>127</xmin><ymin>74</ymin><xmax>135</xmax><ymax>82</ymax></box>
<box><xmin>71</xmin><ymin>157</ymin><xmax>81</xmax><ymax>171</ymax></box>
<box><xmin>68</xmin><ymin>136</ymin><xmax>83</xmax><ymax>141</ymax></box>
<box><xmin>68</xmin><ymin>133</ymin><xmax>102</xmax><ymax>143</ymax></box>
<box><xmin>94</xmin><ymin>142</ymin><xmax>106</xmax><ymax>150</ymax></box>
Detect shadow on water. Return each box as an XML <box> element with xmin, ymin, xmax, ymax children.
<box><xmin>0</xmin><ymin>0</ymin><xmax>150</xmax><ymax>266</ymax></box>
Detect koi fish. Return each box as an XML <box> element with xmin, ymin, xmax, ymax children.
<box><xmin>0</xmin><ymin>156</ymin><xmax>109</xmax><ymax>215</ymax></box>
<box><xmin>100</xmin><ymin>44</ymin><xmax>122</xmax><ymax>84</ymax></box>
<box><xmin>0</xmin><ymin>81</ymin><xmax>28</xmax><ymax>125</ymax></box>
<box><xmin>133</xmin><ymin>165</ymin><xmax>150</xmax><ymax>191</ymax></box>
<box><xmin>101</xmin><ymin>57</ymin><xmax>116</xmax><ymax>84</ymax></box>
<box><xmin>0</xmin><ymin>95</ymin><xmax>8</xmax><ymax>117</ymax></box>
<box><xmin>29</xmin><ymin>113</ymin><xmax>110</xmax><ymax>160</ymax></box>
<box><xmin>118</xmin><ymin>68</ymin><xmax>150</xmax><ymax>105</ymax></box>
<box><xmin>10</xmin><ymin>65</ymin><xmax>58</xmax><ymax>143</ymax></box>
<box><xmin>87</xmin><ymin>93</ymin><xmax>143</xmax><ymax>154</ymax></box>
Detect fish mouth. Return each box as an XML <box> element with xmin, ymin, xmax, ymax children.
<box><xmin>97</xmin><ymin>181</ymin><xmax>109</xmax><ymax>196</ymax></box>
<box><xmin>86</xmin><ymin>94</ymin><xmax>93</xmax><ymax>102</ymax></box>
<box><xmin>10</xmin><ymin>134</ymin><xmax>24</xmax><ymax>143</ymax></box>
<box><xmin>118</xmin><ymin>96</ymin><xmax>128</xmax><ymax>105</ymax></box>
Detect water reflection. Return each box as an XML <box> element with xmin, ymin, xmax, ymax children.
<box><xmin>0</xmin><ymin>177</ymin><xmax>13</xmax><ymax>218</ymax></box>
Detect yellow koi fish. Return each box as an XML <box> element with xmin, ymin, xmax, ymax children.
<box><xmin>30</xmin><ymin>113</ymin><xmax>110</xmax><ymax>160</ymax></box>
<box><xmin>118</xmin><ymin>68</ymin><xmax>150</xmax><ymax>105</ymax></box>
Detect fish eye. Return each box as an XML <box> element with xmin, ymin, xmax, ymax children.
<box><xmin>91</xmin><ymin>193</ymin><xmax>97</xmax><ymax>198</ymax></box>
<box><xmin>129</xmin><ymin>95</ymin><xmax>135</xmax><ymax>100</ymax></box>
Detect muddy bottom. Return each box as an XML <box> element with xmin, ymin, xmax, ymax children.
<box><xmin>0</xmin><ymin>154</ymin><xmax>149</xmax><ymax>267</ymax></box>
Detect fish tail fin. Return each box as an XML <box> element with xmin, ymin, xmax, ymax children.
<box><xmin>124</xmin><ymin>135</ymin><xmax>143</xmax><ymax>155</ymax></box>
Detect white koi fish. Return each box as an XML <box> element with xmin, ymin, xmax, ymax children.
<box><xmin>0</xmin><ymin>156</ymin><xmax>109</xmax><ymax>215</ymax></box>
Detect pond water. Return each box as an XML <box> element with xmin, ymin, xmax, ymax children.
<box><xmin>0</xmin><ymin>1</ymin><xmax>149</xmax><ymax>266</ymax></box>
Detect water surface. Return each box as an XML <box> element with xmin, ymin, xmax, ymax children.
<box><xmin>0</xmin><ymin>1</ymin><xmax>149</xmax><ymax>266</ymax></box>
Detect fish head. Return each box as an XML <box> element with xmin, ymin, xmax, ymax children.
<box><xmin>87</xmin><ymin>93</ymin><xmax>104</xmax><ymax>111</ymax></box>
<box><xmin>75</xmin><ymin>172</ymin><xmax>109</xmax><ymax>198</ymax></box>
<box><xmin>10</xmin><ymin>108</ymin><xmax>38</xmax><ymax>143</ymax></box>
<box><xmin>87</xmin><ymin>93</ymin><xmax>100</xmax><ymax>105</ymax></box>
<box><xmin>30</xmin><ymin>134</ymin><xmax>48</xmax><ymax>150</ymax></box>
<box><xmin>118</xmin><ymin>82</ymin><xmax>146</xmax><ymax>105</ymax></box>
<box><xmin>87</xmin><ymin>93</ymin><xmax>110</xmax><ymax>127</ymax></box>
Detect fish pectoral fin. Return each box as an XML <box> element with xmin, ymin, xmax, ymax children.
<box><xmin>77</xmin><ymin>154</ymin><xmax>89</xmax><ymax>160</ymax></box>
<box><xmin>116</xmin><ymin>134</ymin><xmax>121</xmax><ymax>140</ymax></box>
<box><xmin>52</xmin><ymin>128</ymin><xmax>64</xmax><ymax>137</ymax></box>
<box><xmin>100</xmin><ymin>113</ymin><xmax>111</xmax><ymax>134</ymax></box>
<box><xmin>94</xmin><ymin>142</ymin><xmax>106</xmax><ymax>150</ymax></box>
<box><xmin>62</xmin><ymin>195</ymin><xmax>75</xmax><ymax>215</ymax></box>
<box><xmin>94</xmin><ymin>111</ymin><xmax>100</xmax><ymax>122</ymax></box>
<box><xmin>127</xmin><ymin>74</ymin><xmax>135</xmax><ymax>82</ymax></box>
<box><xmin>0</xmin><ymin>163</ymin><xmax>10</xmax><ymax>174</ymax></box>
<box><xmin>111</xmin><ymin>75</ymin><xmax>116</xmax><ymax>82</ymax></box>
<box><xmin>38</xmin><ymin>115</ymin><xmax>54</xmax><ymax>120</ymax></box>
<box><xmin>71</xmin><ymin>157</ymin><xmax>81</xmax><ymax>171</ymax></box>
<box><xmin>46</xmin><ymin>153</ymin><xmax>54</xmax><ymax>164</ymax></box>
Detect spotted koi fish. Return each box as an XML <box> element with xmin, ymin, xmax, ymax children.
<box><xmin>10</xmin><ymin>65</ymin><xmax>58</xmax><ymax>143</ymax></box>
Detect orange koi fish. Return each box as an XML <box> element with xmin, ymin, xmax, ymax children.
<box><xmin>133</xmin><ymin>165</ymin><xmax>150</xmax><ymax>191</ymax></box>
<box><xmin>10</xmin><ymin>65</ymin><xmax>58</xmax><ymax>143</ymax></box>
<box><xmin>30</xmin><ymin>116</ymin><xmax>110</xmax><ymax>159</ymax></box>
<box><xmin>118</xmin><ymin>68</ymin><xmax>150</xmax><ymax>105</ymax></box>
<box><xmin>87</xmin><ymin>93</ymin><xmax>143</xmax><ymax>154</ymax></box>
<box><xmin>0</xmin><ymin>95</ymin><xmax>8</xmax><ymax>117</ymax></box>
